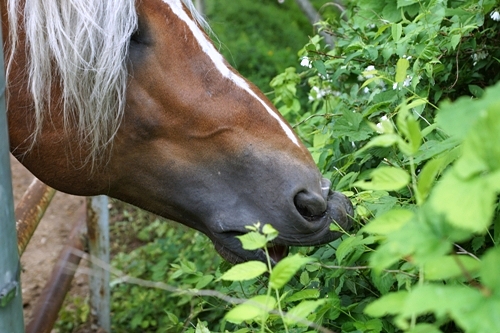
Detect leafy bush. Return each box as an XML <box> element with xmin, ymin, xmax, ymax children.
<box><xmin>110</xmin><ymin>221</ymin><xmax>223</xmax><ymax>332</ymax></box>
<box><xmin>261</xmin><ymin>0</ymin><xmax>500</xmax><ymax>332</ymax></box>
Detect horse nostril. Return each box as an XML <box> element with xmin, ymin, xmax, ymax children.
<box><xmin>294</xmin><ymin>190</ymin><xmax>328</xmax><ymax>220</ymax></box>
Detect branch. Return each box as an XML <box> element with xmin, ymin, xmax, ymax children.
<box><xmin>294</xmin><ymin>0</ymin><xmax>335</xmax><ymax>49</ymax></box>
<box><xmin>70</xmin><ymin>248</ymin><xmax>338</xmax><ymax>333</ymax></box>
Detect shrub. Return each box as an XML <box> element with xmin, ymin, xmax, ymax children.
<box><xmin>263</xmin><ymin>0</ymin><xmax>500</xmax><ymax>331</ymax></box>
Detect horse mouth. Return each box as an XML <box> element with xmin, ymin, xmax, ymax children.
<box><xmin>212</xmin><ymin>236</ymin><xmax>290</xmax><ymax>265</ymax></box>
<box><xmin>212</xmin><ymin>191</ymin><xmax>354</xmax><ymax>264</ymax></box>
<box><xmin>268</xmin><ymin>243</ymin><xmax>290</xmax><ymax>263</ymax></box>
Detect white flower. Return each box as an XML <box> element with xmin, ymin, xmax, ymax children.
<box><xmin>376</xmin><ymin>115</ymin><xmax>390</xmax><ymax>134</ymax></box>
<box><xmin>375</xmin><ymin>123</ymin><xmax>384</xmax><ymax>133</ymax></box>
<box><xmin>490</xmin><ymin>10</ymin><xmax>500</xmax><ymax>21</ymax></box>
<box><xmin>471</xmin><ymin>50</ymin><xmax>488</xmax><ymax>65</ymax></box>
<box><xmin>363</xmin><ymin>65</ymin><xmax>376</xmax><ymax>79</ymax></box>
<box><xmin>308</xmin><ymin>86</ymin><xmax>339</xmax><ymax>101</ymax></box>
<box><xmin>393</xmin><ymin>76</ymin><xmax>412</xmax><ymax>90</ymax></box>
<box><xmin>300</xmin><ymin>57</ymin><xmax>312</xmax><ymax>68</ymax></box>
<box><xmin>403</xmin><ymin>76</ymin><xmax>412</xmax><ymax>87</ymax></box>
<box><xmin>309</xmin><ymin>86</ymin><xmax>328</xmax><ymax>100</ymax></box>
<box><xmin>363</xmin><ymin>87</ymin><xmax>370</xmax><ymax>94</ymax></box>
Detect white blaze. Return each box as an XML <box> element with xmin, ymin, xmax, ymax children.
<box><xmin>163</xmin><ymin>0</ymin><xmax>299</xmax><ymax>146</ymax></box>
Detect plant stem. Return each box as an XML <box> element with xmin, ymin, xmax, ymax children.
<box><xmin>275</xmin><ymin>289</ymin><xmax>289</xmax><ymax>333</ymax></box>
<box><xmin>409</xmin><ymin>155</ymin><xmax>421</xmax><ymax>205</ymax></box>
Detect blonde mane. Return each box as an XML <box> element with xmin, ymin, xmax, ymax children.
<box><xmin>7</xmin><ymin>0</ymin><xmax>209</xmax><ymax>165</ymax></box>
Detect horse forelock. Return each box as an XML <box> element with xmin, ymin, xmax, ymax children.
<box><xmin>6</xmin><ymin>0</ymin><xmax>208</xmax><ymax>166</ymax></box>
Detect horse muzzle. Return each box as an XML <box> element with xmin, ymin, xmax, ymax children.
<box><xmin>211</xmin><ymin>179</ymin><xmax>354</xmax><ymax>264</ymax></box>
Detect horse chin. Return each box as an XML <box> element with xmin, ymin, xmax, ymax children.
<box><xmin>211</xmin><ymin>191</ymin><xmax>354</xmax><ymax>264</ymax></box>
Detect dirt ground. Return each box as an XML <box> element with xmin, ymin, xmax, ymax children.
<box><xmin>10</xmin><ymin>155</ymin><xmax>89</xmax><ymax>331</ymax></box>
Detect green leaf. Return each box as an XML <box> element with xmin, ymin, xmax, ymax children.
<box><xmin>397</xmin><ymin>0</ymin><xmax>418</xmax><ymax>7</ymax></box>
<box><xmin>269</xmin><ymin>254</ymin><xmax>313</xmax><ymax>289</ymax></box>
<box><xmin>166</xmin><ymin>312</ymin><xmax>179</xmax><ymax>325</ymax></box>
<box><xmin>371</xmin><ymin>270</ymin><xmax>396</xmax><ymax>295</ymax></box>
<box><xmin>354</xmin><ymin>319</ymin><xmax>383</xmax><ymax>333</ymax></box>
<box><xmin>362</xmin><ymin>208</ymin><xmax>414</xmax><ymax>235</ymax></box>
<box><xmin>469</xmin><ymin>84</ymin><xmax>484</xmax><ymax>97</ymax></box>
<box><xmin>356</xmin><ymin>134</ymin><xmax>400</xmax><ymax>155</ymax></box>
<box><xmin>424</xmin><ymin>255</ymin><xmax>480</xmax><ymax>280</ymax></box>
<box><xmin>195</xmin><ymin>275</ymin><xmax>214</xmax><ymax>289</ymax></box>
<box><xmin>416</xmin><ymin>156</ymin><xmax>448</xmax><ymax>202</ymax></box>
<box><xmin>431</xmin><ymin>170</ymin><xmax>496</xmax><ymax>233</ymax></box>
<box><xmin>456</xmin><ymin>102</ymin><xmax>500</xmax><ymax>175</ymax></box>
<box><xmin>401</xmin><ymin>284</ymin><xmax>480</xmax><ymax>319</ymax></box>
<box><xmin>354</xmin><ymin>166</ymin><xmax>410</xmax><ymax>191</ymax></box>
<box><xmin>436</xmin><ymin>83</ymin><xmax>500</xmax><ymax>140</ymax></box>
<box><xmin>407</xmin><ymin>324</ymin><xmax>443</xmax><ymax>333</ymax></box>
<box><xmin>284</xmin><ymin>299</ymin><xmax>326</xmax><ymax>325</ymax></box>
<box><xmin>369</xmin><ymin>212</ymin><xmax>453</xmax><ymax>271</ymax></box>
<box><xmin>395</xmin><ymin>57</ymin><xmax>409</xmax><ymax>82</ymax></box>
<box><xmin>361</xmin><ymin>76</ymin><xmax>381</xmax><ymax>89</ymax></box>
<box><xmin>336</xmin><ymin>234</ymin><xmax>365</xmax><ymax>264</ymax></box>
<box><xmin>362</xmin><ymin>191</ymin><xmax>399</xmax><ymax>216</ymax></box>
<box><xmin>195</xmin><ymin>321</ymin><xmax>211</xmax><ymax>333</ymax></box>
<box><xmin>396</xmin><ymin>106</ymin><xmax>421</xmax><ymax>155</ymax></box>
<box><xmin>412</xmin><ymin>138</ymin><xmax>460</xmax><ymax>165</ymax></box>
<box><xmin>392</xmin><ymin>23</ymin><xmax>403</xmax><ymax>43</ymax></box>
<box><xmin>262</xmin><ymin>224</ymin><xmax>278</xmax><ymax>241</ymax></box>
<box><xmin>313</xmin><ymin>131</ymin><xmax>330</xmax><ymax>148</ymax></box>
<box><xmin>224</xmin><ymin>295</ymin><xmax>276</xmax><ymax>324</ymax></box>
<box><xmin>364</xmin><ymin>291</ymin><xmax>409</xmax><ymax>317</ymax></box>
<box><xmin>237</xmin><ymin>232</ymin><xmax>267</xmax><ymax>250</ymax></box>
<box><xmin>455</xmin><ymin>295</ymin><xmax>500</xmax><ymax>333</ymax></box>
<box><xmin>299</xmin><ymin>270</ymin><xmax>310</xmax><ymax>286</ymax></box>
<box><xmin>313</xmin><ymin>60</ymin><xmax>327</xmax><ymax>76</ymax></box>
<box><xmin>285</xmin><ymin>289</ymin><xmax>320</xmax><ymax>303</ymax></box>
<box><xmin>480</xmin><ymin>247</ymin><xmax>500</xmax><ymax>292</ymax></box>
<box><xmin>219</xmin><ymin>261</ymin><xmax>268</xmax><ymax>281</ymax></box>
<box><xmin>419</xmin><ymin>44</ymin><xmax>440</xmax><ymax>61</ymax></box>
<box><xmin>331</xmin><ymin>109</ymin><xmax>373</xmax><ymax>141</ymax></box>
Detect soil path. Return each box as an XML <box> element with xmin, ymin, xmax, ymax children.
<box><xmin>10</xmin><ymin>155</ymin><xmax>88</xmax><ymax>328</ymax></box>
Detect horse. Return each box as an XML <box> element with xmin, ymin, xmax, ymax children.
<box><xmin>3</xmin><ymin>0</ymin><xmax>353</xmax><ymax>264</ymax></box>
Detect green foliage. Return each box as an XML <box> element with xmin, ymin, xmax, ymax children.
<box><xmin>220</xmin><ymin>224</ymin><xmax>329</xmax><ymax>331</ymax></box>
<box><xmin>110</xmin><ymin>221</ymin><xmax>223</xmax><ymax>333</ymax></box>
<box><xmin>55</xmin><ymin>296</ymin><xmax>90</xmax><ymax>333</ymax></box>
<box><xmin>266</xmin><ymin>0</ymin><xmax>500</xmax><ymax>332</ymax></box>
<box><xmin>205</xmin><ymin>0</ymin><xmax>314</xmax><ymax>91</ymax></box>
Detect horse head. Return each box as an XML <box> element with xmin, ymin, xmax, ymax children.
<box><xmin>5</xmin><ymin>0</ymin><xmax>353</xmax><ymax>263</ymax></box>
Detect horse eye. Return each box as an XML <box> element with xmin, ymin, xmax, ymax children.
<box><xmin>130</xmin><ymin>29</ymin><xmax>142</xmax><ymax>44</ymax></box>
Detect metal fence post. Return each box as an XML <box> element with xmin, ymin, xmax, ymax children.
<box><xmin>87</xmin><ymin>196</ymin><xmax>111</xmax><ymax>332</ymax></box>
<box><xmin>0</xmin><ymin>19</ymin><xmax>25</xmax><ymax>333</ymax></box>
